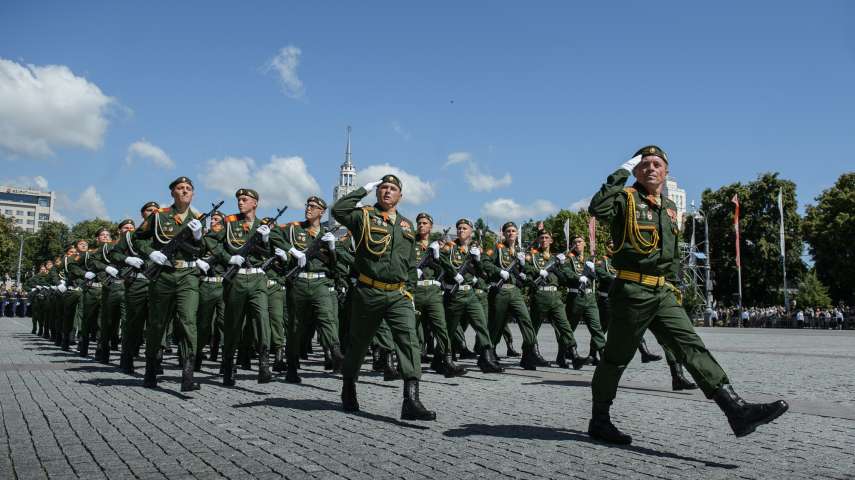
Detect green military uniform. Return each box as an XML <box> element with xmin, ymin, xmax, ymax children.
<box><xmin>134</xmin><ymin>196</ymin><xmax>205</xmax><ymax>390</ymax></box>
<box><xmin>61</xmin><ymin>250</ymin><xmax>84</xmax><ymax>351</ymax></box>
<box><xmin>194</xmin><ymin>224</ymin><xmax>226</xmax><ymax>371</ymax></box>
<box><xmin>110</xmin><ymin>226</ymin><xmax>151</xmax><ymax>372</ymax></box>
<box><xmin>265</xmin><ymin>223</ymin><xmax>292</xmax><ymax>372</ymax></box>
<box><xmin>565</xmin><ymin>250</ymin><xmax>607</xmax><ymax>359</ymax></box>
<box><xmin>47</xmin><ymin>265</ymin><xmax>63</xmax><ymax>341</ymax></box>
<box><xmin>73</xmin><ymin>248</ymin><xmax>103</xmax><ymax>357</ymax></box>
<box><xmin>91</xmin><ymin>239</ymin><xmax>125</xmax><ymax>363</ymax></box>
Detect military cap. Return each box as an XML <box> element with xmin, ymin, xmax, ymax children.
<box><xmin>210</xmin><ymin>210</ymin><xmax>225</xmax><ymax>218</ymax></box>
<box><xmin>65</xmin><ymin>242</ymin><xmax>77</xmax><ymax>252</ymax></box>
<box><xmin>537</xmin><ymin>229</ymin><xmax>552</xmax><ymax>238</ymax></box>
<box><xmin>416</xmin><ymin>212</ymin><xmax>433</xmax><ymax>224</ymax></box>
<box><xmin>380</xmin><ymin>174</ymin><xmax>402</xmax><ymax>190</ymax></box>
<box><xmin>235</xmin><ymin>188</ymin><xmax>259</xmax><ymax>200</ymax></box>
<box><xmin>633</xmin><ymin>145</ymin><xmax>668</xmax><ymax>164</ymax></box>
<box><xmin>306</xmin><ymin>196</ymin><xmax>327</xmax><ymax>209</ymax></box>
<box><xmin>456</xmin><ymin>218</ymin><xmax>473</xmax><ymax>228</ymax></box>
<box><xmin>140</xmin><ymin>201</ymin><xmax>159</xmax><ymax>214</ymax></box>
<box><xmin>169</xmin><ymin>176</ymin><xmax>194</xmax><ymax>190</ymax></box>
<box><xmin>501</xmin><ymin>221</ymin><xmax>517</xmax><ymax>232</ymax></box>
<box><xmin>95</xmin><ymin>227</ymin><xmax>110</xmax><ymax>237</ymax></box>
<box><xmin>117</xmin><ymin>218</ymin><xmax>134</xmax><ymax>229</ymax></box>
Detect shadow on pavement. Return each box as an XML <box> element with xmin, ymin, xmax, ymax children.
<box><xmin>77</xmin><ymin>377</ymin><xmax>193</xmax><ymax>400</ymax></box>
<box><xmin>233</xmin><ymin>397</ymin><xmax>431</xmax><ymax>430</ymax></box>
<box><xmin>443</xmin><ymin>424</ymin><xmax>738</xmax><ymax>469</ymax></box>
<box><xmin>526</xmin><ymin>379</ymin><xmax>696</xmax><ymax>396</ymax></box>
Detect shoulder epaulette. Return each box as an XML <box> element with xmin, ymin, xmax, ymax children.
<box><xmin>195</xmin><ymin>213</ymin><xmax>204</xmax><ymax>220</ymax></box>
<box><xmin>362</xmin><ymin>206</ymin><xmax>375</xmax><ymax>213</ymax></box>
<box><xmin>497</xmin><ymin>242</ymin><xmax>505</xmax><ymax>249</ymax></box>
<box><xmin>226</xmin><ymin>214</ymin><xmax>239</xmax><ymax>222</ymax></box>
<box><xmin>623</xmin><ymin>187</ymin><xmax>637</xmax><ymax>195</ymax></box>
<box><xmin>485</xmin><ymin>248</ymin><xmax>494</xmax><ymax>256</ymax></box>
<box><xmin>291</xmin><ymin>221</ymin><xmax>300</xmax><ymax>226</ymax></box>
<box><xmin>159</xmin><ymin>207</ymin><xmax>171</xmax><ymax>213</ymax></box>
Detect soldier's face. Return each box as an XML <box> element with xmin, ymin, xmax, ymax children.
<box><xmin>573</xmin><ymin>238</ymin><xmax>585</xmax><ymax>254</ymax></box>
<box><xmin>142</xmin><ymin>205</ymin><xmax>158</xmax><ymax>219</ymax></box>
<box><xmin>121</xmin><ymin>224</ymin><xmax>134</xmax><ymax>233</ymax></box>
<box><xmin>504</xmin><ymin>227</ymin><xmax>517</xmax><ymax>244</ymax></box>
<box><xmin>417</xmin><ymin>218</ymin><xmax>432</xmax><ymax>236</ymax></box>
<box><xmin>66</xmin><ymin>248</ymin><xmax>77</xmax><ymax>256</ymax></box>
<box><xmin>635</xmin><ymin>155</ymin><xmax>668</xmax><ymax>190</ymax></box>
<box><xmin>457</xmin><ymin>224</ymin><xmax>472</xmax><ymax>242</ymax></box>
<box><xmin>211</xmin><ymin>214</ymin><xmax>223</xmax><ymax>228</ymax></box>
<box><xmin>305</xmin><ymin>201</ymin><xmax>323</xmax><ymax>222</ymax></box>
<box><xmin>237</xmin><ymin>195</ymin><xmax>257</xmax><ymax>214</ymax></box>
<box><xmin>45</xmin><ymin>261</ymin><xmax>53</xmax><ymax>269</ymax></box>
<box><xmin>39</xmin><ymin>266</ymin><xmax>47</xmax><ymax>273</ymax></box>
<box><xmin>539</xmin><ymin>234</ymin><xmax>552</xmax><ymax>248</ymax></box>
<box><xmin>376</xmin><ymin>183</ymin><xmax>402</xmax><ymax>210</ymax></box>
<box><xmin>76</xmin><ymin>241</ymin><xmax>88</xmax><ymax>253</ymax></box>
<box><xmin>97</xmin><ymin>231</ymin><xmax>111</xmax><ymax>244</ymax></box>
<box><xmin>171</xmin><ymin>182</ymin><xmax>194</xmax><ymax>204</ymax></box>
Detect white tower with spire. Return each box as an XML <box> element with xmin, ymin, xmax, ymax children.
<box><xmin>331</xmin><ymin>126</ymin><xmax>356</xmax><ymax>226</ymax></box>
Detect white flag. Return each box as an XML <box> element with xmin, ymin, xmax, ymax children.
<box><xmin>777</xmin><ymin>189</ymin><xmax>785</xmax><ymax>257</ymax></box>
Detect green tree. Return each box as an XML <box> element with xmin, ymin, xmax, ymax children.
<box><xmin>795</xmin><ymin>270</ymin><xmax>832</xmax><ymax>309</ymax></box>
<box><xmin>696</xmin><ymin>173</ymin><xmax>805</xmax><ymax>307</ymax></box>
<box><xmin>802</xmin><ymin>172</ymin><xmax>855</xmax><ymax>304</ymax></box>
<box><xmin>22</xmin><ymin>221</ymin><xmax>70</xmax><ymax>272</ymax></box>
<box><xmin>70</xmin><ymin>219</ymin><xmax>116</xmax><ymax>244</ymax></box>
<box><xmin>524</xmin><ymin>209</ymin><xmax>610</xmax><ymax>255</ymax></box>
<box><xmin>0</xmin><ymin>214</ymin><xmax>22</xmax><ymax>277</ymax></box>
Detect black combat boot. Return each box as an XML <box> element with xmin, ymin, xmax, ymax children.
<box><xmin>222</xmin><ymin>352</ymin><xmax>236</xmax><ymax>387</ymax></box>
<box><xmin>401</xmin><ymin>379</ymin><xmax>437</xmax><ymax>421</ymax></box>
<box><xmin>323</xmin><ymin>347</ymin><xmax>333</xmax><ymax>370</ymax></box>
<box><xmin>587</xmin><ymin>349</ymin><xmax>600</xmax><ymax>366</ymax></box>
<box><xmin>713</xmin><ymin>384</ymin><xmax>788</xmax><ymax>437</ymax></box>
<box><xmin>519</xmin><ymin>346</ymin><xmax>538</xmax><ymax>371</ymax></box>
<box><xmin>458</xmin><ymin>346</ymin><xmax>477</xmax><ymax>359</ymax></box>
<box><xmin>669</xmin><ymin>362</ymin><xmax>698</xmax><ymax>391</ymax></box>
<box><xmin>143</xmin><ymin>357</ymin><xmax>158</xmax><ymax>389</ymax></box>
<box><xmin>181</xmin><ymin>355</ymin><xmax>200</xmax><ymax>392</ymax></box>
<box><xmin>532</xmin><ymin>344</ymin><xmax>550</xmax><ymax>367</ymax></box>
<box><xmin>193</xmin><ymin>349</ymin><xmax>204</xmax><ymax>372</ymax></box>
<box><xmin>156</xmin><ymin>349</ymin><xmax>164</xmax><ymax>374</ymax></box>
<box><xmin>341</xmin><ymin>377</ymin><xmax>359</xmax><ymax>412</ymax></box>
<box><xmin>209</xmin><ymin>333</ymin><xmax>220</xmax><ymax>361</ymax></box>
<box><xmin>119</xmin><ymin>349</ymin><xmax>134</xmax><ymax>374</ymax></box>
<box><xmin>272</xmin><ymin>347</ymin><xmax>286</xmax><ymax>373</ymax></box>
<box><xmin>329</xmin><ymin>344</ymin><xmax>344</xmax><ymax>373</ymax></box>
<box><xmin>430</xmin><ymin>354</ymin><xmax>445</xmax><ymax>374</ymax></box>
<box><xmin>383</xmin><ymin>350</ymin><xmax>401</xmax><ymax>381</ymax></box>
<box><xmin>371</xmin><ymin>347</ymin><xmax>384</xmax><ymax>372</ymax></box>
<box><xmin>555</xmin><ymin>345</ymin><xmax>569</xmax><ymax>369</ymax></box>
<box><xmin>477</xmin><ymin>348</ymin><xmax>504</xmax><ymax>373</ymax></box>
<box><xmin>60</xmin><ymin>332</ymin><xmax>70</xmax><ymax>351</ymax></box>
<box><xmin>569</xmin><ymin>345</ymin><xmax>587</xmax><ymax>370</ymax></box>
<box><xmin>442</xmin><ymin>354</ymin><xmax>466</xmax><ymax>378</ymax></box>
<box><xmin>285</xmin><ymin>355</ymin><xmax>301</xmax><ymax>384</ymax></box>
<box><xmin>78</xmin><ymin>336</ymin><xmax>89</xmax><ymax>357</ymax></box>
<box><xmin>638</xmin><ymin>338</ymin><xmax>662</xmax><ymax>363</ymax></box>
<box><xmin>94</xmin><ymin>345</ymin><xmax>109</xmax><ymax>364</ymax></box>
<box><xmin>588</xmin><ymin>401</ymin><xmax>632</xmax><ymax>445</ymax></box>
<box><xmin>238</xmin><ymin>348</ymin><xmax>251</xmax><ymax>370</ymax></box>
<box><xmin>257</xmin><ymin>348</ymin><xmax>273</xmax><ymax>384</ymax></box>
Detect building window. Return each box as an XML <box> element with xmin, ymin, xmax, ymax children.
<box><xmin>3</xmin><ymin>209</ymin><xmax>11</xmax><ymax>215</ymax></box>
<box><xmin>38</xmin><ymin>213</ymin><xmax>49</xmax><ymax>221</ymax></box>
<box><xmin>16</xmin><ymin>210</ymin><xmax>24</xmax><ymax>216</ymax></box>
<box><xmin>15</xmin><ymin>218</ymin><xmax>22</xmax><ymax>224</ymax></box>
<box><xmin>26</xmin><ymin>220</ymin><xmax>34</xmax><ymax>225</ymax></box>
<box><xmin>38</xmin><ymin>197</ymin><xmax>50</xmax><ymax>207</ymax></box>
<box><xmin>27</xmin><ymin>211</ymin><xmax>34</xmax><ymax>216</ymax></box>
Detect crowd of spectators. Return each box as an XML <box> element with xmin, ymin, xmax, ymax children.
<box><xmin>702</xmin><ymin>305</ymin><xmax>853</xmax><ymax>329</ymax></box>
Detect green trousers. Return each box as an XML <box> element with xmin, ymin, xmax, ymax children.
<box><xmin>98</xmin><ymin>281</ymin><xmax>124</xmax><ymax>352</ymax></box>
<box><xmin>591</xmin><ymin>280</ymin><xmax>730</xmax><ymax>402</ymax></box>
<box><xmin>342</xmin><ymin>285</ymin><xmax>421</xmax><ymax>380</ymax></box>
<box><xmin>145</xmin><ymin>269</ymin><xmax>199</xmax><ymax>362</ymax></box>
<box><xmin>267</xmin><ymin>280</ymin><xmax>286</xmax><ymax>350</ymax></box>
<box><xmin>446</xmin><ymin>288</ymin><xmax>493</xmax><ymax>351</ymax></box>
<box><xmin>567</xmin><ymin>293</ymin><xmax>606</xmax><ymax>353</ymax></box>
<box><xmin>81</xmin><ymin>286</ymin><xmax>101</xmax><ymax>339</ymax></box>
<box><xmin>287</xmin><ymin>278</ymin><xmax>339</xmax><ymax>360</ymax></box>
<box><xmin>222</xmin><ymin>273</ymin><xmax>269</xmax><ymax>357</ymax></box>
<box><xmin>530</xmin><ymin>290</ymin><xmax>576</xmax><ymax>349</ymax></box>
<box><xmin>122</xmin><ymin>278</ymin><xmax>149</xmax><ymax>356</ymax></box>
<box><xmin>414</xmin><ymin>285</ymin><xmax>451</xmax><ymax>356</ymax></box>
<box><xmin>488</xmin><ymin>285</ymin><xmax>537</xmax><ymax>349</ymax></box>
<box><xmin>62</xmin><ymin>290</ymin><xmax>81</xmax><ymax>339</ymax></box>
<box><xmin>196</xmin><ymin>279</ymin><xmax>224</xmax><ymax>356</ymax></box>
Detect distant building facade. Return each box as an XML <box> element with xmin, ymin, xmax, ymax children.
<box><xmin>0</xmin><ymin>185</ymin><xmax>54</xmax><ymax>233</ymax></box>
<box><xmin>665</xmin><ymin>176</ymin><xmax>687</xmax><ymax>229</ymax></box>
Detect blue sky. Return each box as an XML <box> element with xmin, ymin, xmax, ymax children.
<box><xmin>1</xmin><ymin>1</ymin><xmax>853</xmax><ymax>230</ymax></box>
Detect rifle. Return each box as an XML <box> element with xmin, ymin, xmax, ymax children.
<box><xmin>144</xmin><ymin>200</ymin><xmax>225</xmax><ymax>282</ymax></box>
<box><xmin>416</xmin><ymin>227</ymin><xmax>449</xmax><ymax>271</ymax></box>
<box><xmin>492</xmin><ymin>238</ymin><xmax>533</xmax><ymax>290</ymax></box>
<box><xmin>533</xmin><ymin>258</ymin><xmax>558</xmax><ymax>287</ymax></box>
<box><xmin>283</xmin><ymin>226</ymin><xmax>337</xmax><ymax>281</ymax></box>
<box><xmin>222</xmin><ymin>205</ymin><xmax>289</xmax><ymax>282</ymax></box>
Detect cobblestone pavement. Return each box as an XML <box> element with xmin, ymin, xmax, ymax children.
<box><xmin>2</xmin><ymin>316</ymin><xmax>854</xmax><ymax>480</ymax></box>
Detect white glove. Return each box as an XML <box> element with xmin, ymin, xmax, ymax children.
<box><xmin>585</xmin><ymin>261</ymin><xmax>596</xmax><ymax>271</ymax></box>
<box><xmin>289</xmin><ymin>247</ymin><xmax>307</xmax><ymax>268</ymax></box>
<box><xmin>256</xmin><ymin>224</ymin><xmax>271</xmax><ymax>242</ymax></box>
<box><xmin>125</xmin><ymin>256</ymin><xmax>144</xmax><ymax>269</ymax></box>
<box><xmin>30</xmin><ymin>288</ymin><xmax>37</xmax><ymax>293</ymax></box>
<box><xmin>454</xmin><ymin>273</ymin><xmax>464</xmax><ymax>284</ymax></box>
<box><xmin>321</xmin><ymin>232</ymin><xmax>336</xmax><ymax>248</ymax></box>
<box><xmin>105</xmin><ymin>266</ymin><xmax>119</xmax><ymax>278</ymax></box>
<box><xmin>196</xmin><ymin>259</ymin><xmax>209</xmax><ymax>273</ymax></box>
<box><xmin>228</xmin><ymin>255</ymin><xmax>245</xmax><ymax>266</ymax></box>
<box><xmin>518</xmin><ymin>272</ymin><xmax>527</xmax><ymax>281</ymax></box>
<box><xmin>516</xmin><ymin>252</ymin><xmax>526</xmax><ymax>265</ymax></box>
<box><xmin>274</xmin><ymin>247</ymin><xmax>288</xmax><ymax>260</ymax></box>
<box><xmin>579</xmin><ymin>275</ymin><xmax>589</xmax><ymax>285</ymax></box>
<box><xmin>84</xmin><ymin>272</ymin><xmax>96</xmax><ymax>280</ymax></box>
<box><xmin>188</xmin><ymin>219</ymin><xmax>203</xmax><ymax>240</ymax></box>
<box><xmin>149</xmin><ymin>250</ymin><xmax>168</xmax><ymax>266</ymax></box>
<box><xmin>363</xmin><ymin>180</ymin><xmax>382</xmax><ymax>191</ymax></box>
<box><xmin>621</xmin><ymin>154</ymin><xmax>642</xmax><ymax>173</ymax></box>
<box><xmin>499</xmin><ymin>270</ymin><xmax>510</xmax><ymax>281</ymax></box>
<box><xmin>429</xmin><ymin>241</ymin><xmax>440</xmax><ymax>259</ymax></box>
<box><xmin>57</xmin><ymin>284</ymin><xmax>67</xmax><ymax>294</ymax></box>
<box><xmin>556</xmin><ymin>253</ymin><xmax>566</xmax><ymax>264</ymax></box>
<box><xmin>469</xmin><ymin>246</ymin><xmax>481</xmax><ymax>261</ymax></box>
<box><xmin>417</xmin><ymin>268</ymin><xmax>423</xmax><ymax>279</ymax></box>
<box><xmin>539</xmin><ymin>269</ymin><xmax>549</xmax><ymax>278</ymax></box>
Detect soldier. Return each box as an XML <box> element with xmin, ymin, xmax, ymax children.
<box><xmin>214</xmin><ymin>188</ymin><xmax>275</xmax><ymax>386</ymax></box>
<box><xmin>194</xmin><ymin>211</ymin><xmax>226</xmax><ymax>371</ymax></box>
<box><xmin>110</xmin><ymin>202</ymin><xmax>159</xmax><ymax>373</ymax></box>
<box><xmin>525</xmin><ymin>229</ymin><xmax>587</xmax><ymax>369</ymax></box>
<box><xmin>565</xmin><ymin>235</ymin><xmax>607</xmax><ymax>364</ymax></box>
<box><xmin>134</xmin><ymin>177</ymin><xmax>205</xmax><ymax>392</ymax></box>
<box><xmin>71</xmin><ymin>239</ymin><xmax>101</xmax><ymax>357</ymax></box>
<box><xmin>483</xmin><ymin>221</ymin><xmax>549</xmax><ymax>370</ymax></box>
<box><xmin>413</xmin><ymin>212</ymin><xmax>465</xmax><ymax>377</ymax></box>
<box><xmin>263</xmin><ymin>215</ymin><xmax>290</xmax><ymax>375</ymax></box>
<box><xmin>92</xmin><ymin>226</ymin><xmax>125</xmax><ymax>364</ymax></box>
<box><xmin>58</xmin><ymin>243</ymin><xmax>79</xmax><ymax>350</ymax></box>
<box><xmin>441</xmin><ymin>219</ymin><xmax>504</xmax><ymax>373</ymax></box>
<box><xmin>332</xmin><ymin>174</ymin><xmax>435</xmax><ymax>420</ymax></box>
<box><xmin>280</xmin><ymin>196</ymin><xmax>341</xmax><ymax>383</ymax></box>
<box><xmin>587</xmin><ymin>145</ymin><xmax>787</xmax><ymax>444</ymax></box>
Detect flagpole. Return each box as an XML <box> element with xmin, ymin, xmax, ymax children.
<box><xmin>732</xmin><ymin>194</ymin><xmax>743</xmax><ymax>322</ymax></box>
<box><xmin>779</xmin><ymin>189</ymin><xmax>789</xmax><ymax>314</ymax></box>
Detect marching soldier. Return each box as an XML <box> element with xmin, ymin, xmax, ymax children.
<box><xmin>587</xmin><ymin>145</ymin><xmax>787</xmax><ymax>444</ymax></box>
<box><xmin>332</xmin><ymin>174</ymin><xmax>436</xmax><ymax>420</ymax></box>
<box><xmin>194</xmin><ymin>211</ymin><xmax>226</xmax><ymax>371</ymax></box>
<box><xmin>92</xmin><ymin>226</ymin><xmax>125</xmax><ymax>364</ymax></box>
<box><xmin>263</xmin><ymin>215</ymin><xmax>290</xmax><ymax>374</ymax></box>
<box><xmin>565</xmin><ymin>235</ymin><xmax>607</xmax><ymax>364</ymax></box>
<box><xmin>134</xmin><ymin>177</ymin><xmax>205</xmax><ymax>392</ymax></box>
<box><xmin>59</xmin><ymin>243</ymin><xmax>80</xmax><ymax>351</ymax></box>
<box><xmin>71</xmin><ymin>239</ymin><xmax>101</xmax><ymax>357</ymax></box>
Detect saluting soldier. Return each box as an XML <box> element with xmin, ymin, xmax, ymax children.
<box><xmin>213</xmin><ymin>188</ymin><xmax>275</xmax><ymax>386</ymax></box>
<box><xmin>332</xmin><ymin>174</ymin><xmax>436</xmax><ymax>420</ymax></box>
<box><xmin>587</xmin><ymin>145</ymin><xmax>787</xmax><ymax>444</ymax></box>
<box><xmin>91</xmin><ymin>226</ymin><xmax>125</xmax><ymax>364</ymax></box>
<box><xmin>134</xmin><ymin>177</ymin><xmax>205</xmax><ymax>392</ymax></box>
<box><xmin>565</xmin><ymin>235</ymin><xmax>607</xmax><ymax>364</ymax></box>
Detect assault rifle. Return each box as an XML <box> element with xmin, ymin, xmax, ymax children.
<box><xmin>283</xmin><ymin>226</ymin><xmax>338</xmax><ymax>281</ymax></box>
<box><xmin>222</xmin><ymin>205</ymin><xmax>288</xmax><ymax>283</ymax></box>
<box><xmin>533</xmin><ymin>257</ymin><xmax>558</xmax><ymax>287</ymax></box>
<box><xmin>144</xmin><ymin>200</ymin><xmax>225</xmax><ymax>282</ymax></box>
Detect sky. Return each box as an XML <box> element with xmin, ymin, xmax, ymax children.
<box><xmin>1</xmin><ymin>1</ymin><xmax>853</xmax><ymax>231</ymax></box>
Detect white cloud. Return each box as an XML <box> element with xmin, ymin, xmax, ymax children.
<box><xmin>465</xmin><ymin>163</ymin><xmax>512</xmax><ymax>192</ymax></box>
<box><xmin>200</xmin><ymin>155</ymin><xmax>321</xmax><ymax>209</ymax></box>
<box><xmin>267</xmin><ymin>45</ymin><xmax>305</xmax><ymax>99</ymax></box>
<box><xmin>126</xmin><ymin>139</ymin><xmax>174</xmax><ymax>169</ymax></box>
<box><xmin>569</xmin><ymin>196</ymin><xmax>592</xmax><ymax>212</ymax></box>
<box><xmin>0</xmin><ymin>58</ymin><xmax>114</xmax><ymax>158</ymax></box>
<box><xmin>1</xmin><ymin>175</ymin><xmax>49</xmax><ymax>190</ymax></box>
<box><xmin>356</xmin><ymin>164</ymin><xmax>436</xmax><ymax>206</ymax></box>
<box><xmin>481</xmin><ymin>198</ymin><xmax>558</xmax><ymax>223</ymax></box>
<box><xmin>53</xmin><ymin>185</ymin><xmax>109</xmax><ymax>223</ymax></box>
<box><xmin>444</xmin><ymin>151</ymin><xmax>471</xmax><ymax>168</ymax></box>
<box><xmin>391</xmin><ymin>121</ymin><xmax>411</xmax><ymax>141</ymax></box>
